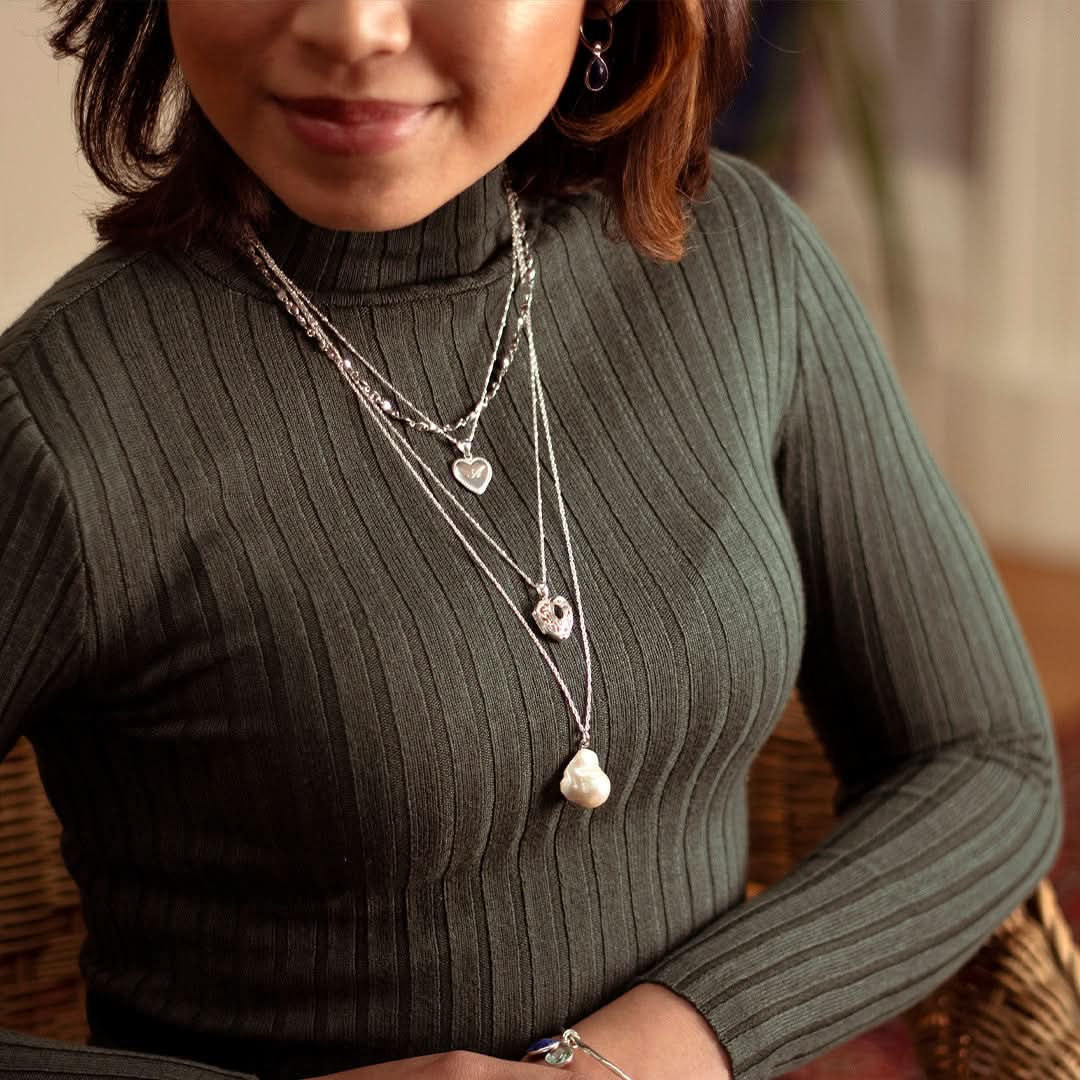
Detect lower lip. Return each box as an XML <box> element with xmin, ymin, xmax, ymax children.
<box><xmin>276</xmin><ymin>99</ymin><xmax>435</xmax><ymax>156</ymax></box>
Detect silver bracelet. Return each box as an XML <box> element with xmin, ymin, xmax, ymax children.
<box><xmin>526</xmin><ymin>1027</ymin><xmax>636</xmax><ymax>1079</ymax></box>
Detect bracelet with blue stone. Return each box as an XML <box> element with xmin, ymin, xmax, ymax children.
<box><xmin>525</xmin><ymin>1027</ymin><xmax>635</xmax><ymax>1078</ymax></box>
<box><xmin>526</xmin><ymin>1032</ymin><xmax>575</xmax><ymax>1067</ymax></box>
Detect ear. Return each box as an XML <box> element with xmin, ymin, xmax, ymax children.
<box><xmin>583</xmin><ymin>0</ymin><xmax>632</xmax><ymax>20</ymax></box>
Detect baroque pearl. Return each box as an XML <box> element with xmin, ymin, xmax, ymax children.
<box><xmin>559</xmin><ymin>747</ymin><xmax>611</xmax><ymax>808</ymax></box>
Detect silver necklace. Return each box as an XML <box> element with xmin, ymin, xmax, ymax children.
<box><xmin>244</xmin><ymin>207</ymin><xmax>575</xmax><ymax>646</ymax></box>
<box><xmin>246</xmin><ymin>174</ymin><xmax>532</xmax><ymax>497</ymax></box>
<box><xmin>362</xmin><ymin>306</ymin><xmax>607</xmax><ymax>806</ymax></box>
<box><xmin>241</xmin><ymin>199</ymin><xmax>611</xmax><ymax>808</ymax></box>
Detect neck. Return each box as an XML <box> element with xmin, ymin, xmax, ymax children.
<box><xmin>192</xmin><ymin>158</ymin><xmax>521</xmax><ymax>304</ymax></box>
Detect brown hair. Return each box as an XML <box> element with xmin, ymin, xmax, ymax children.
<box><xmin>45</xmin><ymin>0</ymin><xmax>751</xmax><ymax>263</ymax></box>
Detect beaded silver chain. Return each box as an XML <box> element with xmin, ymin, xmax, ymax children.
<box><xmin>239</xmin><ymin>187</ymin><xmax>611</xmax><ymax>808</ymax></box>
<box><xmin>246</xmin><ymin>174</ymin><xmax>533</xmax><ymax>498</ymax></box>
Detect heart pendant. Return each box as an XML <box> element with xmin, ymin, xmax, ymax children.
<box><xmin>452</xmin><ymin>456</ymin><xmax>492</xmax><ymax>495</ymax></box>
<box><xmin>532</xmin><ymin>594</ymin><xmax>574</xmax><ymax>640</ymax></box>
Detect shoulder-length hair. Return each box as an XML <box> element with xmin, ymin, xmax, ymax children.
<box><xmin>45</xmin><ymin>0</ymin><xmax>751</xmax><ymax>263</ymax></box>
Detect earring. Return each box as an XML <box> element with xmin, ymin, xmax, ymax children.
<box><xmin>578</xmin><ymin>14</ymin><xmax>614</xmax><ymax>92</ymax></box>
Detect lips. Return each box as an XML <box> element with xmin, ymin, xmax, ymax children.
<box><xmin>280</xmin><ymin>97</ymin><xmax>430</xmax><ymax>123</ymax></box>
<box><xmin>275</xmin><ymin>95</ymin><xmax>436</xmax><ymax>155</ymax></box>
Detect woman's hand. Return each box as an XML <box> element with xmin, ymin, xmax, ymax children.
<box><xmin>305</xmin><ymin>983</ymin><xmax>732</xmax><ymax>1080</ymax></box>
<box><xmin>303</xmin><ymin>1049</ymin><xmax>591</xmax><ymax>1080</ymax></box>
<box><xmin>520</xmin><ymin>982</ymin><xmax>734</xmax><ymax>1080</ymax></box>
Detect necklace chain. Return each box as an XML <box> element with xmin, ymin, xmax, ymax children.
<box><xmin>239</xmin><ymin>184</ymin><xmax>594</xmax><ymax>751</ymax></box>
<box><xmin>243</xmin><ymin>192</ymin><xmax>545</xmax><ymax>592</ymax></box>
<box><xmin>247</xmin><ymin>176</ymin><xmax>534</xmax><ymax>461</ymax></box>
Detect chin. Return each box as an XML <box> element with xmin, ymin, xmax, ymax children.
<box><xmin>277</xmin><ymin>174</ymin><xmax>453</xmax><ymax>234</ymax></box>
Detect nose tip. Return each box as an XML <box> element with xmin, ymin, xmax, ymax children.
<box><xmin>292</xmin><ymin>0</ymin><xmax>411</xmax><ymax>64</ymax></box>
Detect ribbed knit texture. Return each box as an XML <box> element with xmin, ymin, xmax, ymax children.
<box><xmin>0</xmin><ymin>150</ymin><xmax>1064</xmax><ymax>1080</ymax></box>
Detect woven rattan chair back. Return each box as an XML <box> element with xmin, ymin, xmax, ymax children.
<box><xmin>746</xmin><ymin>693</ymin><xmax>1080</xmax><ymax>1079</ymax></box>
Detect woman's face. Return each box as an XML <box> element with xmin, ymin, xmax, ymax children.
<box><xmin>166</xmin><ymin>0</ymin><xmax>599</xmax><ymax>231</ymax></box>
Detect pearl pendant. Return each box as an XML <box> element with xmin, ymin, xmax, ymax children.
<box><xmin>559</xmin><ymin>747</ymin><xmax>611</xmax><ymax>808</ymax></box>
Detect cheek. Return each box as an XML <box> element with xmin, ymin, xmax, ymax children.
<box><xmin>439</xmin><ymin>0</ymin><xmax>583</xmax><ymax>136</ymax></box>
<box><xmin>166</xmin><ymin>0</ymin><xmax>288</xmax><ymax>114</ymax></box>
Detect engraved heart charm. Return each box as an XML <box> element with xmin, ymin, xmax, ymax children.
<box><xmin>532</xmin><ymin>593</ymin><xmax>574</xmax><ymax>640</ymax></box>
<box><xmin>452</xmin><ymin>455</ymin><xmax>492</xmax><ymax>495</ymax></box>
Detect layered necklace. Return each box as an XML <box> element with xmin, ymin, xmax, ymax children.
<box><xmin>239</xmin><ymin>173</ymin><xmax>612</xmax><ymax>809</ymax></box>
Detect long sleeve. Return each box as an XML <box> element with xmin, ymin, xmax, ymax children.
<box><xmin>623</xmin><ymin>167</ymin><xmax>1066</xmax><ymax>1079</ymax></box>
<box><xmin>0</xmin><ymin>365</ymin><xmax>257</xmax><ymax>1080</ymax></box>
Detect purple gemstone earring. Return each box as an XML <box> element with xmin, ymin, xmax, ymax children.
<box><xmin>579</xmin><ymin>13</ymin><xmax>614</xmax><ymax>92</ymax></box>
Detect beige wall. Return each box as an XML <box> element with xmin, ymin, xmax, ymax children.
<box><xmin>797</xmin><ymin>0</ymin><xmax>1080</xmax><ymax>566</ymax></box>
<box><xmin>1</xmin><ymin>1</ymin><xmax>99</xmax><ymax>332</ymax></box>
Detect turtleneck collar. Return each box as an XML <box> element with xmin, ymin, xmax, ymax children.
<box><xmin>190</xmin><ymin>158</ymin><xmax>520</xmax><ymax>305</ymax></box>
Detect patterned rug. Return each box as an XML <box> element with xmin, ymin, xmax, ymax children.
<box><xmin>780</xmin><ymin>715</ymin><xmax>1080</xmax><ymax>1079</ymax></box>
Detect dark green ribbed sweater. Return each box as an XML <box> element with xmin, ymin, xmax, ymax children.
<box><xmin>0</xmin><ymin>149</ymin><xmax>1064</xmax><ymax>1080</ymax></box>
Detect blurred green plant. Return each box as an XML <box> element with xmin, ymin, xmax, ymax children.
<box><xmin>719</xmin><ymin>1</ymin><xmax>924</xmax><ymax>364</ymax></box>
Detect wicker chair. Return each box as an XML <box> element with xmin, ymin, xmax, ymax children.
<box><xmin>747</xmin><ymin>694</ymin><xmax>1080</xmax><ymax>1079</ymax></box>
<box><xmin>3</xmin><ymin>695</ymin><xmax>1080</xmax><ymax>1076</ymax></box>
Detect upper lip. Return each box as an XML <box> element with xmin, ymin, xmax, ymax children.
<box><xmin>276</xmin><ymin>96</ymin><xmax>434</xmax><ymax>122</ymax></box>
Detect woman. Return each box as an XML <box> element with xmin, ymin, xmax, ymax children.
<box><xmin>0</xmin><ymin>2</ymin><xmax>1064</xmax><ymax>1079</ymax></box>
